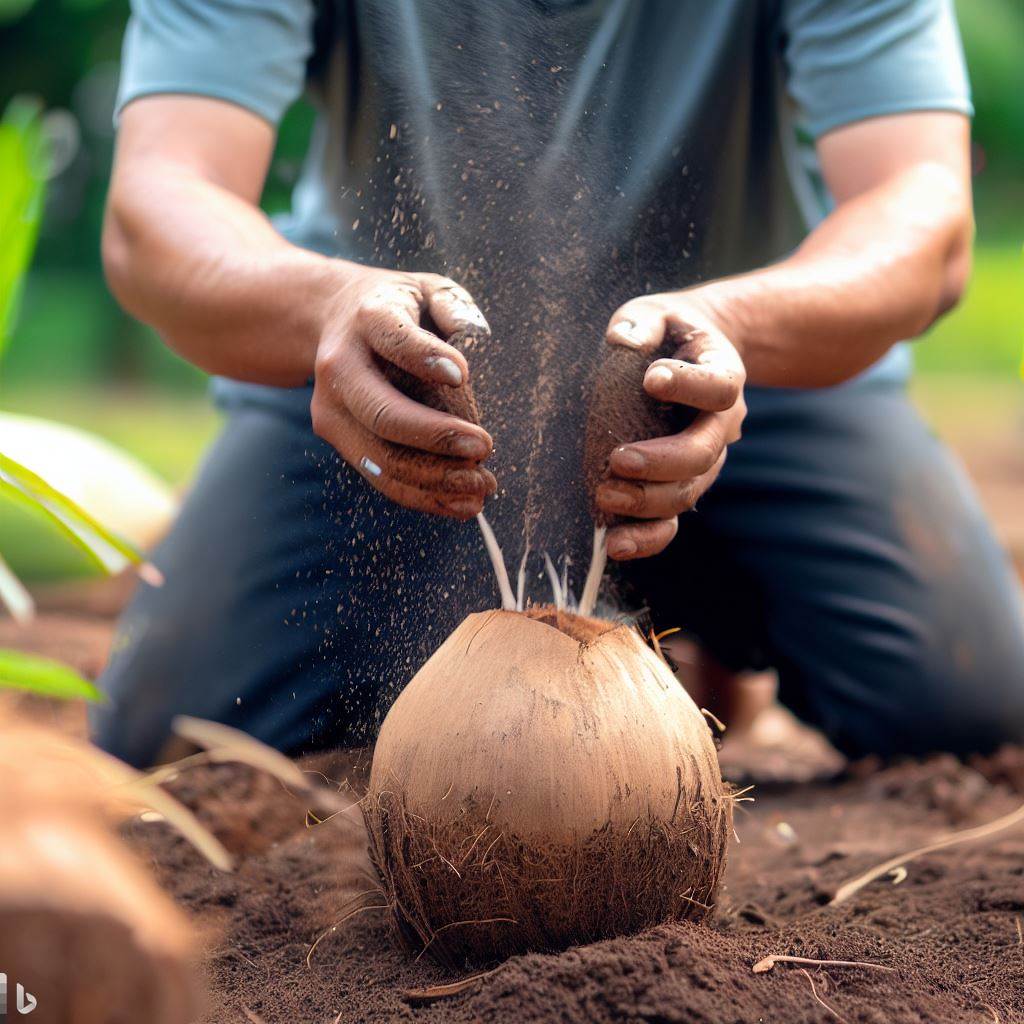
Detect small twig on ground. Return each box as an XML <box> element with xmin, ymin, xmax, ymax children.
<box><xmin>401</xmin><ymin>968</ymin><xmax>502</xmax><ymax>1005</ymax></box>
<box><xmin>241</xmin><ymin>1008</ymin><xmax>266</xmax><ymax>1024</ymax></box>
<box><xmin>752</xmin><ymin>954</ymin><xmax>895</xmax><ymax>975</ymax></box>
<box><xmin>830</xmin><ymin>800</ymin><xmax>1024</xmax><ymax>905</ymax></box>
<box><xmin>799</xmin><ymin>969</ymin><xmax>850</xmax><ymax>1024</ymax></box>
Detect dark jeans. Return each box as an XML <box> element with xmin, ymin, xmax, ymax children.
<box><xmin>92</xmin><ymin>379</ymin><xmax>1024</xmax><ymax>766</ymax></box>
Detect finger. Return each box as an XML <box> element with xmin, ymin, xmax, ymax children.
<box><xmin>357</xmin><ymin>282</ymin><xmax>471</xmax><ymax>386</ymax></box>
<box><xmin>608</xmin><ymin>410</ymin><xmax>728</xmax><ymax>482</ymax></box>
<box><xmin>606</xmin><ymin>517</ymin><xmax>679</xmax><ymax>561</ymax></box>
<box><xmin>418</xmin><ymin>274</ymin><xmax>490</xmax><ymax>341</ymax></box>
<box><xmin>311</xmin><ymin>401</ymin><xmax>495</xmax><ymax>518</ymax></box>
<box><xmin>322</xmin><ymin>341</ymin><xmax>492</xmax><ymax>460</ymax></box>
<box><xmin>596</xmin><ymin>478</ymin><xmax>701</xmax><ymax>520</ymax></box>
<box><xmin>643</xmin><ymin>351</ymin><xmax>743</xmax><ymax>412</ymax></box>
<box><xmin>605</xmin><ymin>299</ymin><xmax>668</xmax><ymax>353</ymax></box>
<box><xmin>598</xmin><ymin>441</ymin><xmax>729</xmax><ymax>518</ymax></box>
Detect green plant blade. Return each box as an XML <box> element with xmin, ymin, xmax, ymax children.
<box><xmin>0</xmin><ymin>648</ymin><xmax>103</xmax><ymax>702</ymax></box>
<box><xmin>0</xmin><ymin>96</ymin><xmax>48</xmax><ymax>357</ymax></box>
<box><xmin>0</xmin><ymin>552</ymin><xmax>34</xmax><ymax>623</ymax></box>
<box><xmin>0</xmin><ymin>451</ymin><xmax>143</xmax><ymax>575</ymax></box>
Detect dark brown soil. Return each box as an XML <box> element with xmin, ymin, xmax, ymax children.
<box><xmin>6</xmin><ymin>604</ymin><xmax>1024</xmax><ymax>1022</ymax></box>
<box><xmin>123</xmin><ymin>745</ymin><xmax>1024</xmax><ymax>1024</ymax></box>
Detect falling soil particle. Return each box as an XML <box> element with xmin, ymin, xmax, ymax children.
<box><xmin>128</xmin><ymin>746</ymin><xmax>1024</xmax><ymax>1023</ymax></box>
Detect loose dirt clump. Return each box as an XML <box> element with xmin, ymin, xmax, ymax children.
<box><xmin>127</xmin><ymin>747</ymin><xmax>1024</xmax><ymax>1023</ymax></box>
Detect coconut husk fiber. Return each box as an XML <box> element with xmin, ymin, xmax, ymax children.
<box><xmin>362</xmin><ymin>606</ymin><xmax>732</xmax><ymax>967</ymax></box>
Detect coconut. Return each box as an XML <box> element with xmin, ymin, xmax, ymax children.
<box><xmin>364</xmin><ymin>605</ymin><xmax>732</xmax><ymax>966</ymax></box>
<box><xmin>0</xmin><ymin>714</ymin><xmax>207</xmax><ymax>1023</ymax></box>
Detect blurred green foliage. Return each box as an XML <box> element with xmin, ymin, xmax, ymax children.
<box><xmin>0</xmin><ymin>0</ymin><xmax>1020</xmax><ymax>401</ymax></box>
<box><xmin>0</xmin><ymin>97</ymin><xmax>46</xmax><ymax>352</ymax></box>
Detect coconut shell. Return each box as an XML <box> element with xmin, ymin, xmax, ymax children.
<box><xmin>381</xmin><ymin>325</ymin><xmax>485</xmax><ymax>426</ymax></box>
<box><xmin>583</xmin><ymin>340</ymin><xmax>698</xmax><ymax>525</ymax></box>
<box><xmin>0</xmin><ymin>716</ymin><xmax>201</xmax><ymax>1023</ymax></box>
<box><xmin>364</xmin><ymin>607</ymin><xmax>732</xmax><ymax>966</ymax></box>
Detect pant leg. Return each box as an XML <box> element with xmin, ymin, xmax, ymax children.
<box><xmin>90</xmin><ymin>408</ymin><xmax>501</xmax><ymax>767</ymax></box>
<box><xmin>626</xmin><ymin>380</ymin><xmax>1024</xmax><ymax>759</ymax></box>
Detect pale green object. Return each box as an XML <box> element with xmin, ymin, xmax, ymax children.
<box><xmin>0</xmin><ymin>409</ymin><xmax>178</xmax><ymax>573</ymax></box>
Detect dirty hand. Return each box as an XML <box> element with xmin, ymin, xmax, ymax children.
<box><xmin>597</xmin><ymin>293</ymin><xmax>747</xmax><ymax>559</ymax></box>
<box><xmin>311</xmin><ymin>269</ymin><xmax>496</xmax><ymax>519</ymax></box>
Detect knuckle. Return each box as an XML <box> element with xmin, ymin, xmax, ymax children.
<box><xmin>310</xmin><ymin>403</ymin><xmax>328</xmax><ymax>441</ymax></box>
<box><xmin>369</xmin><ymin>398</ymin><xmax>398</xmax><ymax>437</ymax></box>
<box><xmin>692</xmin><ymin>435</ymin><xmax>721</xmax><ymax>473</ymax></box>
<box><xmin>673</xmin><ymin>481</ymin><xmax>699</xmax><ymax>513</ymax></box>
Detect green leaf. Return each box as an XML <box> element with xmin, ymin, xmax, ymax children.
<box><xmin>0</xmin><ymin>96</ymin><xmax>49</xmax><ymax>358</ymax></box>
<box><xmin>0</xmin><ymin>451</ymin><xmax>144</xmax><ymax>575</ymax></box>
<box><xmin>0</xmin><ymin>648</ymin><xmax>103</xmax><ymax>702</ymax></box>
<box><xmin>0</xmin><ymin>552</ymin><xmax>34</xmax><ymax>623</ymax></box>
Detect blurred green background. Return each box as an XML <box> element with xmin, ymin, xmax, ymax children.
<box><xmin>0</xmin><ymin>0</ymin><xmax>1021</xmax><ymax>580</ymax></box>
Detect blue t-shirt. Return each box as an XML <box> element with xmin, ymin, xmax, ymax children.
<box><xmin>116</xmin><ymin>0</ymin><xmax>972</xmax><ymax>542</ymax></box>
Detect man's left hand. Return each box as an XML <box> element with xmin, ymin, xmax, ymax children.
<box><xmin>597</xmin><ymin>292</ymin><xmax>747</xmax><ymax>560</ymax></box>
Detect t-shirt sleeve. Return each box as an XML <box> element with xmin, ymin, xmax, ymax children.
<box><xmin>116</xmin><ymin>0</ymin><xmax>315</xmax><ymax>126</ymax></box>
<box><xmin>780</xmin><ymin>0</ymin><xmax>973</xmax><ymax>139</ymax></box>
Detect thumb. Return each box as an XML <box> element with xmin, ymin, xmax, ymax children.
<box><xmin>606</xmin><ymin>300</ymin><xmax>666</xmax><ymax>354</ymax></box>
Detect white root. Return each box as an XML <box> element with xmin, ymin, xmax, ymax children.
<box><xmin>543</xmin><ymin>553</ymin><xmax>565</xmax><ymax>610</ymax></box>
<box><xmin>475</xmin><ymin>512</ymin><xmax>516</xmax><ymax>610</ymax></box>
<box><xmin>515</xmin><ymin>546</ymin><xmax>529</xmax><ymax>612</ymax></box>
<box><xmin>577</xmin><ymin>525</ymin><xmax>608</xmax><ymax>618</ymax></box>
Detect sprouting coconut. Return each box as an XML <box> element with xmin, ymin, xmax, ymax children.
<box><xmin>363</xmin><ymin>605</ymin><xmax>731</xmax><ymax>966</ymax></box>
<box><xmin>364</xmin><ymin>321</ymin><xmax>729</xmax><ymax>966</ymax></box>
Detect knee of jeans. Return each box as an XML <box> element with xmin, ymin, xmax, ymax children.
<box><xmin>830</xmin><ymin>672</ymin><xmax>1024</xmax><ymax>761</ymax></box>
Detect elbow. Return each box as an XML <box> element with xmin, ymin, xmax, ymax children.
<box><xmin>920</xmin><ymin>162</ymin><xmax>975</xmax><ymax>327</ymax></box>
<box><xmin>935</xmin><ymin>225</ymin><xmax>972</xmax><ymax>319</ymax></box>
<box><xmin>101</xmin><ymin>204</ymin><xmax>138</xmax><ymax>313</ymax></box>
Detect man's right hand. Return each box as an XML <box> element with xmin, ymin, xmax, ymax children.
<box><xmin>104</xmin><ymin>96</ymin><xmax>494</xmax><ymax>521</ymax></box>
<box><xmin>310</xmin><ymin>269</ymin><xmax>496</xmax><ymax>519</ymax></box>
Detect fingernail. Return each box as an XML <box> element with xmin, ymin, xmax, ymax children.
<box><xmin>645</xmin><ymin>366</ymin><xmax>673</xmax><ymax>389</ymax></box>
<box><xmin>447</xmin><ymin>497</ymin><xmax>480</xmax><ymax>518</ymax></box>
<box><xmin>360</xmin><ymin>456</ymin><xmax>382</xmax><ymax>477</ymax></box>
<box><xmin>610</xmin><ymin>538</ymin><xmax>638</xmax><ymax>558</ymax></box>
<box><xmin>599</xmin><ymin>487</ymin><xmax>634</xmax><ymax>514</ymax></box>
<box><xmin>615</xmin><ymin>319</ymin><xmax>646</xmax><ymax>347</ymax></box>
<box><xmin>613</xmin><ymin>447</ymin><xmax>645</xmax><ymax>473</ymax></box>
<box><xmin>445</xmin><ymin>468</ymin><xmax>484</xmax><ymax>492</ymax></box>
<box><xmin>458</xmin><ymin>307</ymin><xmax>490</xmax><ymax>331</ymax></box>
<box><xmin>451</xmin><ymin>435</ymin><xmax>487</xmax><ymax>459</ymax></box>
<box><xmin>426</xmin><ymin>355</ymin><xmax>464</xmax><ymax>386</ymax></box>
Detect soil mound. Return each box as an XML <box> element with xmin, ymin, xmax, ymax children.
<box><xmin>130</xmin><ymin>747</ymin><xmax>1024</xmax><ymax>1023</ymax></box>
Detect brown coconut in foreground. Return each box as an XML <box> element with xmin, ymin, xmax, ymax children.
<box><xmin>364</xmin><ymin>605</ymin><xmax>732</xmax><ymax>966</ymax></box>
<box><xmin>0</xmin><ymin>714</ymin><xmax>204</xmax><ymax>1024</ymax></box>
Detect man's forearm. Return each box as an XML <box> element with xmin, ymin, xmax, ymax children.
<box><xmin>103</xmin><ymin>161</ymin><xmax>353</xmax><ymax>387</ymax></box>
<box><xmin>693</xmin><ymin>162</ymin><xmax>973</xmax><ymax>388</ymax></box>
